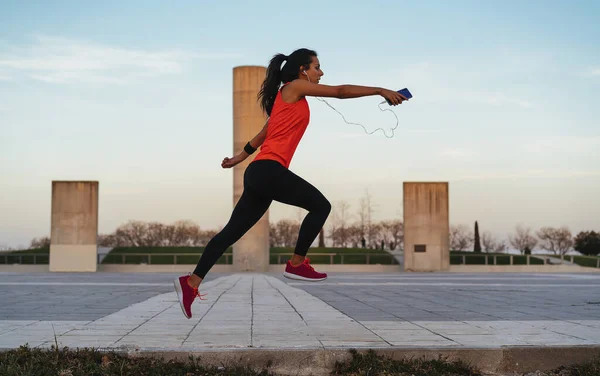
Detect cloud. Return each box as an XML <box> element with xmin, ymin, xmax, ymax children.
<box><xmin>0</xmin><ymin>35</ymin><xmax>242</xmax><ymax>85</ymax></box>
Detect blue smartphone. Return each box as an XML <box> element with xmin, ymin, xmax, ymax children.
<box><xmin>386</xmin><ymin>88</ymin><xmax>412</xmax><ymax>105</ymax></box>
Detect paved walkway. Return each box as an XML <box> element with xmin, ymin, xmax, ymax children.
<box><xmin>1</xmin><ymin>272</ymin><xmax>600</xmax><ymax>351</ymax></box>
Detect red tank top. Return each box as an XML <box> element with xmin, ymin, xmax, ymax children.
<box><xmin>253</xmin><ymin>83</ymin><xmax>310</xmax><ymax>168</ymax></box>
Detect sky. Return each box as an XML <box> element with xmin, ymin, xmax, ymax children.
<box><xmin>1</xmin><ymin>0</ymin><xmax>599</xmax><ymax>249</ymax></box>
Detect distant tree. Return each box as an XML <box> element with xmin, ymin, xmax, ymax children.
<box><xmin>30</xmin><ymin>236</ymin><xmax>50</xmax><ymax>249</ymax></box>
<box><xmin>346</xmin><ymin>225</ymin><xmax>363</xmax><ymax>248</ymax></box>
<box><xmin>318</xmin><ymin>227</ymin><xmax>325</xmax><ymax>247</ymax></box>
<box><xmin>380</xmin><ymin>219</ymin><xmax>404</xmax><ymax>251</ymax></box>
<box><xmin>172</xmin><ymin>220</ymin><xmax>202</xmax><ymax>246</ymax></box>
<box><xmin>329</xmin><ymin>200</ymin><xmax>352</xmax><ymax>247</ymax></box>
<box><xmin>98</xmin><ymin>233</ymin><xmax>117</xmax><ymax>247</ymax></box>
<box><xmin>481</xmin><ymin>231</ymin><xmax>507</xmax><ymax>253</ymax></box>
<box><xmin>509</xmin><ymin>225</ymin><xmax>538</xmax><ymax>255</ymax></box>
<box><xmin>196</xmin><ymin>229</ymin><xmax>218</xmax><ymax>246</ymax></box>
<box><xmin>0</xmin><ymin>243</ymin><xmax>14</xmax><ymax>251</ymax></box>
<box><xmin>367</xmin><ymin>222</ymin><xmax>384</xmax><ymax>249</ymax></box>
<box><xmin>536</xmin><ymin>226</ymin><xmax>573</xmax><ymax>255</ymax></box>
<box><xmin>115</xmin><ymin>220</ymin><xmax>148</xmax><ymax>247</ymax></box>
<box><xmin>269</xmin><ymin>224</ymin><xmax>278</xmax><ymax>247</ymax></box>
<box><xmin>473</xmin><ymin>221</ymin><xmax>481</xmax><ymax>253</ymax></box>
<box><xmin>99</xmin><ymin>220</ymin><xmax>217</xmax><ymax>247</ymax></box>
<box><xmin>271</xmin><ymin>219</ymin><xmax>299</xmax><ymax>248</ymax></box>
<box><xmin>450</xmin><ymin>224</ymin><xmax>473</xmax><ymax>251</ymax></box>
<box><xmin>358</xmin><ymin>190</ymin><xmax>376</xmax><ymax>247</ymax></box>
<box><xmin>494</xmin><ymin>240</ymin><xmax>507</xmax><ymax>253</ymax></box>
<box><xmin>574</xmin><ymin>231</ymin><xmax>600</xmax><ymax>256</ymax></box>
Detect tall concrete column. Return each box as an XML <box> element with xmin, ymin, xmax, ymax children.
<box><xmin>403</xmin><ymin>182</ymin><xmax>450</xmax><ymax>272</ymax></box>
<box><xmin>232</xmin><ymin>66</ymin><xmax>270</xmax><ymax>272</ymax></box>
<box><xmin>49</xmin><ymin>181</ymin><xmax>99</xmax><ymax>272</ymax></box>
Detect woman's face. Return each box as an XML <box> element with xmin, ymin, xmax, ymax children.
<box><xmin>302</xmin><ymin>56</ymin><xmax>323</xmax><ymax>83</ymax></box>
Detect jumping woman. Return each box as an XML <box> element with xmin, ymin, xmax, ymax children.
<box><xmin>174</xmin><ymin>48</ymin><xmax>407</xmax><ymax>319</ymax></box>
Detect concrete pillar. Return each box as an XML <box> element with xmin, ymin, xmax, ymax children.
<box><xmin>403</xmin><ymin>182</ymin><xmax>449</xmax><ymax>272</ymax></box>
<box><xmin>232</xmin><ymin>66</ymin><xmax>270</xmax><ymax>272</ymax></box>
<box><xmin>49</xmin><ymin>181</ymin><xmax>99</xmax><ymax>272</ymax></box>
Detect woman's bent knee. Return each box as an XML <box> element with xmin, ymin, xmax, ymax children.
<box><xmin>317</xmin><ymin>197</ymin><xmax>332</xmax><ymax>217</ymax></box>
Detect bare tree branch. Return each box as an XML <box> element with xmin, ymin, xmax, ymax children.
<box><xmin>536</xmin><ymin>226</ymin><xmax>573</xmax><ymax>255</ymax></box>
<box><xmin>509</xmin><ymin>225</ymin><xmax>538</xmax><ymax>254</ymax></box>
<box><xmin>449</xmin><ymin>224</ymin><xmax>473</xmax><ymax>251</ymax></box>
<box><xmin>481</xmin><ymin>231</ymin><xmax>507</xmax><ymax>253</ymax></box>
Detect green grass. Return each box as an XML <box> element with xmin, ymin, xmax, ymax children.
<box><xmin>547</xmin><ymin>254</ymin><xmax>600</xmax><ymax>268</ymax></box>
<box><xmin>0</xmin><ymin>247</ymin><xmax>49</xmax><ymax>264</ymax></box>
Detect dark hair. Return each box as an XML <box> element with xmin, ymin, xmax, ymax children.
<box><xmin>257</xmin><ymin>48</ymin><xmax>317</xmax><ymax>116</ymax></box>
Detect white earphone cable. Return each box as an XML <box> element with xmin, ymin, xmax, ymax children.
<box><xmin>314</xmin><ymin>96</ymin><xmax>399</xmax><ymax>139</ymax></box>
<box><xmin>303</xmin><ymin>71</ymin><xmax>399</xmax><ymax>138</ymax></box>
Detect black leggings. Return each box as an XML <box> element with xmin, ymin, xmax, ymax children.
<box><xmin>193</xmin><ymin>159</ymin><xmax>331</xmax><ymax>278</ymax></box>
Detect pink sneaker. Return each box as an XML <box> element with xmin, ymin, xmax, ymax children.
<box><xmin>283</xmin><ymin>258</ymin><xmax>327</xmax><ymax>281</ymax></box>
<box><xmin>173</xmin><ymin>274</ymin><xmax>206</xmax><ymax>319</ymax></box>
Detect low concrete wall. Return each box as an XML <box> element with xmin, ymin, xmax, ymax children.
<box><xmin>126</xmin><ymin>345</ymin><xmax>600</xmax><ymax>376</ymax></box>
<box><xmin>448</xmin><ymin>264</ymin><xmax>600</xmax><ymax>273</ymax></box>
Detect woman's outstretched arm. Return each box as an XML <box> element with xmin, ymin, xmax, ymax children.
<box><xmin>287</xmin><ymin>80</ymin><xmax>408</xmax><ymax>105</ymax></box>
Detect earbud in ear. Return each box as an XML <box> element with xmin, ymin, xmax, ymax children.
<box><xmin>302</xmin><ymin>70</ymin><xmax>311</xmax><ymax>82</ymax></box>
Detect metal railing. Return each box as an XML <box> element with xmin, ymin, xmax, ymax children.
<box><xmin>0</xmin><ymin>252</ymin><xmax>398</xmax><ymax>265</ymax></box>
<box><xmin>0</xmin><ymin>254</ymin><xmax>48</xmax><ymax>265</ymax></box>
<box><xmin>98</xmin><ymin>252</ymin><xmax>233</xmax><ymax>265</ymax></box>
<box><xmin>97</xmin><ymin>252</ymin><xmax>398</xmax><ymax>265</ymax></box>
<box><xmin>273</xmin><ymin>253</ymin><xmax>398</xmax><ymax>265</ymax></box>
<box><xmin>3</xmin><ymin>252</ymin><xmax>599</xmax><ymax>268</ymax></box>
<box><xmin>557</xmin><ymin>254</ymin><xmax>600</xmax><ymax>266</ymax></box>
<box><xmin>453</xmin><ymin>255</ymin><xmax>542</xmax><ymax>265</ymax></box>
<box><xmin>451</xmin><ymin>254</ymin><xmax>600</xmax><ymax>268</ymax></box>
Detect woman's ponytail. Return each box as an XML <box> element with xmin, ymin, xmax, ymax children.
<box><xmin>257</xmin><ymin>48</ymin><xmax>317</xmax><ymax>116</ymax></box>
<box><xmin>258</xmin><ymin>53</ymin><xmax>287</xmax><ymax>116</ymax></box>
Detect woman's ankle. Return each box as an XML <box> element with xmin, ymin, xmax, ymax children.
<box><xmin>290</xmin><ymin>254</ymin><xmax>305</xmax><ymax>267</ymax></box>
<box><xmin>188</xmin><ymin>273</ymin><xmax>202</xmax><ymax>289</ymax></box>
